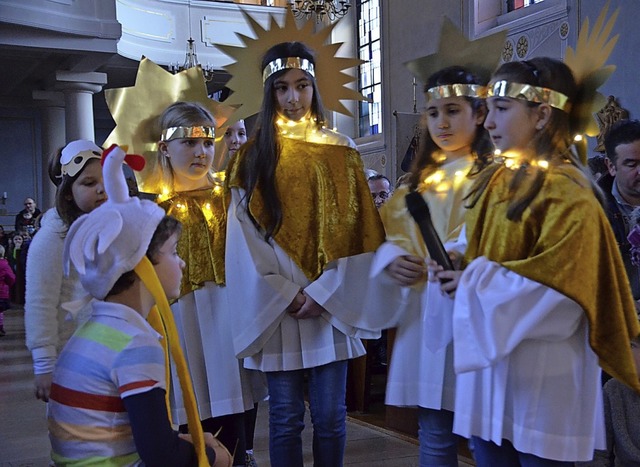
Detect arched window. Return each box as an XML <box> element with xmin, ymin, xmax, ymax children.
<box><xmin>357</xmin><ymin>0</ymin><xmax>382</xmax><ymax>137</ymax></box>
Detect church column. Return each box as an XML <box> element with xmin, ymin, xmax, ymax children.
<box><xmin>55</xmin><ymin>71</ymin><xmax>107</xmax><ymax>142</ymax></box>
<box><xmin>32</xmin><ymin>91</ymin><xmax>65</xmax><ymax>210</ymax></box>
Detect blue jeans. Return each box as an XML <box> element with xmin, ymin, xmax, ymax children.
<box><xmin>473</xmin><ymin>437</ymin><xmax>574</xmax><ymax>467</ymax></box>
<box><xmin>266</xmin><ymin>360</ymin><xmax>348</xmax><ymax>467</ymax></box>
<box><xmin>418</xmin><ymin>408</ymin><xmax>458</xmax><ymax>466</ymax></box>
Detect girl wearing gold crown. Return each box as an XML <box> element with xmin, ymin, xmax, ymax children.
<box><xmin>225</xmin><ymin>41</ymin><xmax>384</xmax><ymax>467</ymax></box>
<box><xmin>367</xmin><ymin>65</ymin><xmax>491</xmax><ymax>467</ymax></box>
<box><xmin>155</xmin><ymin>101</ymin><xmax>267</xmax><ymax>467</ymax></box>
<box><xmin>429</xmin><ymin>56</ymin><xmax>640</xmax><ymax>466</ymax></box>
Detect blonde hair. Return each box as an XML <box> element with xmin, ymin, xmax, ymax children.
<box><xmin>156</xmin><ymin>102</ymin><xmax>217</xmax><ymax>191</ymax></box>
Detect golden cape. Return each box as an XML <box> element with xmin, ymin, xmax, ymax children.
<box><xmin>159</xmin><ymin>187</ymin><xmax>228</xmax><ymax>295</ymax></box>
<box><xmin>227</xmin><ymin>137</ymin><xmax>385</xmax><ymax>281</ymax></box>
<box><xmin>464</xmin><ymin>163</ymin><xmax>640</xmax><ymax>391</ymax></box>
<box><xmin>381</xmin><ymin>156</ymin><xmax>474</xmax><ymax>261</ymax></box>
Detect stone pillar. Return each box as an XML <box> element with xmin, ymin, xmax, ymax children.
<box><xmin>32</xmin><ymin>91</ymin><xmax>66</xmax><ymax>210</ymax></box>
<box><xmin>55</xmin><ymin>71</ymin><xmax>107</xmax><ymax>142</ymax></box>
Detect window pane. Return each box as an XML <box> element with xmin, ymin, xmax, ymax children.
<box><xmin>507</xmin><ymin>0</ymin><xmax>544</xmax><ymax>11</ymax></box>
<box><xmin>357</xmin><ymin>0</ymin><xmax>382</xmax><ymax>137</ymax></box>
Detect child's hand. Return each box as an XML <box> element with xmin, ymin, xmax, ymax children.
<box><xmin>385</xmin><ymin>255</ymin><xmax>426</xmax><ymax>286</ymax></box>
<box><xmin>34</xmin><ymin>373</ymin><xmax>53</xmax><ymax>402</ymax></box>
<box><xmin>285</xmin><ymin>291</ymin><xmax>306</xmax><ymax>314</ymax></box>
<box><xmin>426</xmin><ymin>257</ymin><xmax>463</xmax><ymax>297</ymax></box>
<box><xmin>290</xmin><ymin>293</ymin><xmax>324</xmax><ymax>320</ymax></box>
<box><xmin>203</xmin><ymin>434</ymin><xmax>233</xmax><ymax>467</ymax></box>
<box><xmin>178</xmin><ymin>433</ymin><xmax>233</xmax><ymax>466</ymax></box>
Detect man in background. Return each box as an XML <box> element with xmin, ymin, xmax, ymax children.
<box><xmin>15</xmin><ymin>197</ymin><xmax>41</xmax><ymax>235</ymax></box>
<box><xmin>368</xmin><ymin>173</ymin><xmax>392</xmax><ymax>209</ymax></box>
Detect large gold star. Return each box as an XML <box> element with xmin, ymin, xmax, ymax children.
<box><xmin>565</xmin><ymin>1</ymin><xmax>619</xmax><ymax>137</ymax></box>
<box><xmin>103</xmin><ymin>57</ymin><xmax>236</xmax><ymax>193</ymax></box>
<box><xmin>404</xmin><ymin>18</ymin><xmax>507</xmax><ymax>86</ymax></box>
<box><xmin>216</xmin><ymin>8</ymin><xmax>368</xmax><ymax>123</ymax></box>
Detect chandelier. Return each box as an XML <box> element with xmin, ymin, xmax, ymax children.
<box><xmin>169</xmin><ymin>37</ymin><xmax>215</xmax><ymax>82</ymax></box>
<box><xmin>168</xmin><ymin>2</ymin><xmax>215</xmax><ymax>82</ymax></box>
<box><xmin>288</xmin><ymin>0</ymin><xmax>352</xmax><ymax>23</ymax></box>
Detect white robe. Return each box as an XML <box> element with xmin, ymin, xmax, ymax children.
<box><xmin>366</xmin><ymin>234</ymin><xmax>465</xmax><ymax>411</ymax></box>
<box><xmin>453</xmin><ymin>257</ymin><xmax>605</xmax><ymax>462</ymax></box>
<box><xmin>225</xmin><ymin>188</ymin><xmax>379</xmax><ymax>372</ymax></box>
<box><xmin>169</xmin><ymin>283</ymin><xmax>267</xmax><ymax>424</ymax></box>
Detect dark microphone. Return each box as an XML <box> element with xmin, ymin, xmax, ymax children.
<box><xmin>405</xmin><ymin>191</ymin><xmax>454</xmax><ymax>280</ymax></box>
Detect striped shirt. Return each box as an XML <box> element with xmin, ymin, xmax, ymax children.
<box><xmin>48</xmin><ymin>301</ymin><xmax>165</xmax><ymax>466</ymax></box>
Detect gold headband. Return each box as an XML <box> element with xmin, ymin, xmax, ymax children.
<box><xmin>262</xmin><ymin>57</ymin><xmax>315</xmax><ymax>84</ymax></box>
<box><xmin>160</xmin><ymin>126</ymin><xmax>216</xmax><ymax>142</ymax></box>
<box><xmin>426</xmin><ymin>84</ymin><xmax>486</xmax><ymax>101</ymax></box>
<box><xmin>487</xmin><ymin>80</ymin><xmax>570</xmax><ymax>112</ymax></box>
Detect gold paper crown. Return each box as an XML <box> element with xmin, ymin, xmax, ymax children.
<box><xmin>262</xmin><ymin>57</ymin><xmax>315</xmax><ymax>83</ymax></box>
<box><xmin>404</xmin><ymin>18</ymin><xmax>507</xmax><ymax>89</ymax></box>
<box><xmin>102</xmin><ymin>57</ymin><xmax>236</xmax><ymax>193</ymax></box>
<box><xmin>426</xmin><ymin>84</ymin><xmax>486</xmax><ymax>101</ymax></box>
<box><xmin>487</xmin><ymin>80</ymin><xmax>571</xmax><ymax>112</ymax></box>
<box><xmin>216</xmin><ymin>8</ymin><xmax>368</xmax><ymax>123</ymax></box>
<box><xmin>564</xmin><ymin>1</ymin><xmax>619</xmax><ymax>137</ymax></box>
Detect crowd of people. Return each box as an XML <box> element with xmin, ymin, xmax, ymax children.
<box><xmin>0</xmin><ymin>197</ymin><xmax>42</xmax><ymax>316</ymax></box>
<box><xmin>8</xmin><ymin>5</ymin><xmax>640</xmax><ymax>467</ymax></box>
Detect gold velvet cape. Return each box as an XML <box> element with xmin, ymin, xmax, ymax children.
<box><xmin>227</xmin><ymin>137</ymin><xmax>385</xmax><ymax>281</ymax></box>
<box><xmin>381</xmin><ymin>156</ymin><xmax>474</xmax><ymax>262</ymax></box>
<box><xmin>159</xmin><ymin>187</ymin><xmax>228</xmax><ymax>295</ymax></box>
<box><xmin>464</xmin><ymin>163</ymin><xmax>640</xmax><ymax>391</ymax></box>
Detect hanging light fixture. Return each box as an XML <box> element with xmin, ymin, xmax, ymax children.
<box><xmin>288</xmin><ymin>0</ymin><xmax>351</xmax><ymax>23</ymax></box>
<box><xmin>169</xmin><ymin>2</ymin><xmax>215</xmax><ymax>82</ymax></box>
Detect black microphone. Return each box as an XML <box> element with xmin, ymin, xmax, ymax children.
<box><xmin>405</xmin><ymin>191</ymin><xmax>454</xmax><ymax>280</ymax></box>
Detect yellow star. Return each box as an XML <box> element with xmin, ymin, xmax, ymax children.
<box><xmin>216</xmin><ymin>8</ymin><xmax>368</xmax><ymax>123</ymax></box>
<box><xmin>565</xmin><ymin>1</ymin><xmax>619</xmax><ymax>137</ymax></box>
<box><xmin>404</xmin><ymin>18</ymin><xmax>506</xmax><ymax>86</ymax></box>
<box><xmin>103</xmin><ymin>57</ymin><xmax>236</xmax><ymax>193</ymax></box>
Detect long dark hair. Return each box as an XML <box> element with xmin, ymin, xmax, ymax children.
<box><xmin>239</xmin><ymin>41</ymin><xmax>324</xmax><ymax>240</ymax></box>
<box><xmin>408</xmin><ymin>66</ymin><xmax>492</xmax><ymax>191</ymax></box>
<box><xmin>465</xmin><ymin>57</ymin><xmax>589</xmax><ymax>221</ymax></box>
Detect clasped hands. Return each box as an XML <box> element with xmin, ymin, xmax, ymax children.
<box><xmin>286</xmin><ymin>290</ymin><xmax>325</xmax><ymax>319</ymax></box>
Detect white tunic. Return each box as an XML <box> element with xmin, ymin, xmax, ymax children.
<box><xmin>369</xmin><ymin>242</ymin><xmax>459</xmax><ymax>410</ymax></box>
<box><xmin>453</xmin><ymin>257</ymin><xmax>605</xmax><ymax>462</ymax></box>
<box><xmin>168</xmin><ymin>282</ymin><xmax>267</xmax><ymax>424</ymax></box>
<box><xmin>225</xmin><ymin>188</ymin><xmax>379</xmax><ymax>372</ymax></box>
<box><xmin>361</xmin><ymin>156</ymin><xmax>473</xmax><ymax>410</ymax></box>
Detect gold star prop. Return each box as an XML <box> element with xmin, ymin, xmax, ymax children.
<box><xmin>103</xmin><ymin>57</ymin><xmax>236</xmax><ymax>193</ymax></box>
<box><xmin>216</xmin><ymin>8</ymin><xmax>368</xmax><ymax>123</ymax></box>
<box><xmin>404</xmin><ymin>18</ymin><xmax>507</xmax><ymax>86</ymax></box>
<box><xmin>565</xmin><ymin>1</ymin><xmax>619</xmax><ymax>137</ymax></box>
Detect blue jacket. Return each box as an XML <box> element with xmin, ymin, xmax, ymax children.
<box><xmin>598</xmin><ymin>173</ymin><xmax>640</xmax><ymax>300</ymax></box>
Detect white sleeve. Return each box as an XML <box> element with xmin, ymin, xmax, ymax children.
<box><xmin>453</xmin><ymin>256</ymin><xmax>584</xmax><ymax>373</ymax></box>
<box><xmin>303</xmin><ymin>254</ymin><xmax>381</xmax><ymax>339</ymax></box>
<box><xmin>24</xmin><ymin>210</ymin><xmax>65</xmax><ymax>374</ymax></box>
<box><xmin>226</xmin><ymin>189</ymin><xmax>301</xmax><ymax>358</ymax></box>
